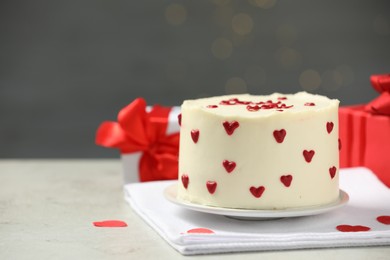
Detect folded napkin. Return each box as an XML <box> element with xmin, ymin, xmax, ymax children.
<box><xmin>124</xmin><ymin>167</ymin><xmax>390</xmax><ymax>255</ymax></box>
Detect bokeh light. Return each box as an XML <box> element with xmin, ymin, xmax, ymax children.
<box><xmin>211</xmin><ymin>38</ymin><xmax>233</xmax><ymax>59</ymax></box>
<box><xmin>225</xmin><ymin>77</ymin><xmax>248</xmax><ymax>94</ymax></box>
<box><xmin>232</xmin><ymin>13</ymin><xmax>254</xmax><ymax>35</ymax></box>
<box><xmin>335</xmin><ymin>65</ymin><xmax>354</xmax><ymax>86</ymax></box>
<box><xmin>165</xmin><ymin>4</ymin><xmax>187</xmax><ymax>26</ymax></box>
<box><xmin>321</xmin><ymin>70</ymin><xmax>343</xmax><ymax>91</ymax></box>
<box><xmin>299</xmin><ymin>69</ymin><xmax>321</xmax><ymax>91</ymax></box>
<box><xmin>275</xmin><ymin>47</ymin><xmax>302</xmax><ymax>70</ymax></box>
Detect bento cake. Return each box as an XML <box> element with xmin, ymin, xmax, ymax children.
<box><xmin>177</xmin><ymin>92</ymin><xmax>340</xmax><ymax>209</ymax></box>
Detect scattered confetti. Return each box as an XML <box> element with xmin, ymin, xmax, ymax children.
<box><xmin>187</xmin><ymin>228</ymin><xmax>215</xmax><ymax>234</ymax></box>
<box><xmin>336</xmin><ymin>225</ymin><xmax>370</xmax><ymax>232</ymax></box>
<box><xmin>93</xmin><ymin>220</ymin><xmax>128</xmax><ymax>228</ymax></box>
<box><xmin>377</xmin><ymin>216</ymin><xmax>390</xmax><ymax>225</ymax></box>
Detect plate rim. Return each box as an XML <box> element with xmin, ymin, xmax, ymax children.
<box><xmin>164</xmin><ymin>182</ymin><xmax>349</xmax><ymax>218</ymax></box>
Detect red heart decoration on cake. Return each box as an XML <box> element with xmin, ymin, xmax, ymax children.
<box><xmin>178</xmin><ymin>113</ymin><xmax>182</xmax><ymax>126</ymax></box>
<box><xmin>181</xmin><ymin>174</ymin><xmax>189</xmax><ymax>189</ymax></box>
<box><xmin>223</xmin><ymin>121</ymin><xmax>239</xmax><ymax>135</ymax></box>
<box><xmin>273</xmin><ymin>129</ymin><xmax>286</xmax><ymax>143</ymax></box>
<box><xmin>303</xmin><ymin>150</ymin><xmax>315</xmax><ymax>163</ymax></box>
<box><xmin>338</xmin><ymin>138</ymin><xmax>342</xmax><ymax>151</ymax></box>
<box><xmin>222</xmin><ymin>160</ymin><xmax>236</xmax><ymax>173</ymax></box>
<box><xmin>329</xmin><ymin>166</ymin><xmax>337</xmax><ymax>179</ymax></box>
<box><xmin>206</xmin><ymin>181</ymin><xmax>217</xmax><ymax>194</ymax></box>
<box><xmin>191</xmin><ymin>129</ymin><xmax>199</xmax><ymax>143</ymax></box>
<box><xmin>377</xmin><ymin>215</ymin><xmax>390</xmax><ymax>225</ymax></box>
<box><xmin>280</xmin><ymin>175</ymin><xmax>293</xmax><ymax>187</ymax></box>
<box><xmin>336</xmin><ymin>225</ymin><xmax>371</xmax><ymax>232</ymax></box>
<box><xmin>249</xmin><ymin>186</ymin><xmax>265</xmax><ymax>198</ymax></box>
<box><xmin>93</xmin><ymin>220</ymin><xmax>128</xmax><ymax>228</ymax></box>
<box><xmin>326</xmin><ymin>122</ymin><xmax>334</xmax><ymax>134</ymax></box>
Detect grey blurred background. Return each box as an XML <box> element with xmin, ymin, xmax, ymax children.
<box><xmin>1</xmin><ymin>0</ymin><xmax>389</xmax><ymax>158</ymax></box>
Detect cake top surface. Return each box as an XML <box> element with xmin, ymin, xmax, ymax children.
<box><xmin>182</xmin><ymin>92</ymin><xmax>339</xmax><ymax>117</ymax></box>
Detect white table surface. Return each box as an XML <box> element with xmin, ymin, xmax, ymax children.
<box><xmin>1</xmin><ymin>159</ymin><xmax>389</xmax><ymax>260</ymax></box>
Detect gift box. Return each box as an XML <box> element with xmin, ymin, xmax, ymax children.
<box><xmin>96</xmin><ymin>98</ymin><xmax>180</xmax><ymax>183</ymax></box>
<box><xmin>339</xmin><ymin>74</ymin><xmax>390</xmax><ymax>187</ymax></box>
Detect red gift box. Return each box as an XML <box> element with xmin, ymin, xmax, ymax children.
<box><xmin>95</xmin><ymin>98</ymin><xmax>180</xmax><ymax>183</ymax></box>
<box><xmin>339</xmin><ymin>74</ymin><xmax>390</xmax><ymax>187</ymax></box>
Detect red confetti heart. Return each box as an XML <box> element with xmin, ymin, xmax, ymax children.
<box><xmin>336</xmin><ymin>225</ymin><xmax>370</xmax><ymax>232</ymax></box>
<box><xmin>304</xmin><ymin>102</ymin><xmax>315</xmax><ymax>106</ymax></box>
<box><xmin>178</xmin><ymin>113</ymin><xmax>182</xmax><ymax>126</ymax></box>
<box><xmin>223</xmin><ymin>121</ymin><xmax>239</xmax><ymax>135</ymax></box>
<box><xmin>338</xmin><ymin>138</ymin><xmax>342</xmax><ymax>151</ymax></box>
<box><xmin>207</xmin><ymin>105</ymin><xmax>218</xmax><ymax>108</ymax></box>
<box><xmin>303</xmin><ymin>150</ymin><xmax>315</xmax><ymax>163</ymax></box>
<box><xmin>377</xmin><ymin>215</ymin><xmax>390</xmax><ymax>225</ymax></box>
<box><xmin>329</xmin><ymin>166</ymin><xmax>337</xmax><ymax>179</ymax></box>
<box><xmin>206</xmin><ymin>181</ymin><xmax>217</xmax><ymax>194</ymax></box>
<box><xmin>222</xmin><ymin>160</ymin><xmax>236</xmax><ymax>173</ymax></box>
<box><xmin>280</xmin><ymin>175</ymin><xmax>293</xmax><ymax>187</ymax></box>
<box><xmin>250</xmin><ymin>186</ymin><xmax>265</xmax><ymax>198</ymax></box>
<box><xmin>273</xmin><ymin>129</ymin><xmax>286</xmax><ymax>143</ymax></box>
<box><xmin>327</xmin><ymin>122</ymin><xmax>334</xmax><ymax>134</ymax></box>
<box><xmin>181</xmin><ymin>174</ymin><xmax>189</xmax><ymax>189</ymax></box>
<box><xmin>187</xmin><ymin>228</ymin><xmax>215</xmax><ymax>234</ymax></box>
<box><xmin>93</xmin><ymin>220</ymin><xmax>127</xmax><ymax>228</ymax></box>
<box><xmin>191</xmin><ymin>129</ymin><xmax>199</xmax><ymax>143</ymax></box>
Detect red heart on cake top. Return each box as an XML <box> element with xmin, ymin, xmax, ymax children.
<box><xmin>250</xmin><ymin>186</ymin><xmax>265</xmax><ymax>198</ymax></box>
<box><xmin>336</xmin><ymin>225</ymin><xmax>371</xmax><ymax>232</ymax></box>
<box><xmin>327</xmin><ymin>122</ymin><xmax>334</xmax><ymax>134</ymax></box>
<box><xmin>303</xmin><ymin>150</ymin><xmax>315</xmax><ymax>163</ymax></box>
<box><xmin>222</xmin><ymin>160</ymin><xmax>236</xmax><ymax>173</ymax></box>
<box><xmin>280</xmin><ymin>175</ymin><xmax>293</xmax><ymax>187</ymax></box>
<box><xmin>223</xmin><ymin>121</ymin><xmax>239</xmax><ymax>135</ymax></box>
<box><xmin>206</xmin><ymin>181</ymin><xmax>217</xmax><ymax>194</ymax></box>
<box><xmin>191</xmin><ymin>129</ymin><xmax>199</xmax><ymax>143</ymax></box>
<box><xmin>273</xmin><ymin>129</ymin><xmax>286</xmax><ymax>143</ymax></box>
<box><xmin>377</xmin><ymin>215</ymin><xmax>390</xmax><ymax>225</ymax></box>
<box><xmin>329</xmin><ymin>166</ymin><xmax>337</xmax><ymax>179</ymax></box>
<box><xmin>181</xmin><ymin>174</ymin><xmax>189</xmax><ymax>189</ymax></box>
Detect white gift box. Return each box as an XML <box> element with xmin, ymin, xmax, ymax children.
<box><xmin>121</xmin><ymin>106</ymin><xmax>181</xmax><ymax>184</ymax></box>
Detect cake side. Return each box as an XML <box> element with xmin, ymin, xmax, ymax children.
<box><xmin>177</xmin><ymin>92</ymin><xmax>340</xmax><ymax>209</ymax></box>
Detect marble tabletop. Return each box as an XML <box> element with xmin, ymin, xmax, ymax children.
<box><xmin>1</xmin><ymin>159</ymin><xmax>389</xmax><ymax>259</ymax></box>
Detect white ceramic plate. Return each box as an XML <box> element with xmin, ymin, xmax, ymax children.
<box><xmin>164</xmin><ymin>183</ymin><xmax>349</xmax><ymax>220</ymax></box>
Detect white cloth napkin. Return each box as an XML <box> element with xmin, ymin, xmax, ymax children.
<box><xmin>124</xmin><ymin>167</ymin><xmax>390</xmax><ymax>255</ymax></box>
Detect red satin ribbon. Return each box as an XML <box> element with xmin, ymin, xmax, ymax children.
<box><xmin>96</xmin><ymin>98</ymin><xmax>179</xmax><ymax>182</ymax></box>
<box><xmin>365</xmin><ymin>74</ymin><xmax>390</xmax><ymax>115</ymax></box>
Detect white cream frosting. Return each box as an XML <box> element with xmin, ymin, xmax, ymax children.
<box><xmin>177</xmin><ymin>92</ymin><xmax>340</xmax><ymax>209</ymax></box>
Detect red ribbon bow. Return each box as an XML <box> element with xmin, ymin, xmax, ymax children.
<box><xmin>365</xmin><ymin>74</ymin><xmax>390</xmax><ymax>115</ymax></box>
<box><xmin>96</xmin><ymin>98</ymin><xmax>179</xmax><ymax>182</ymax></box>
